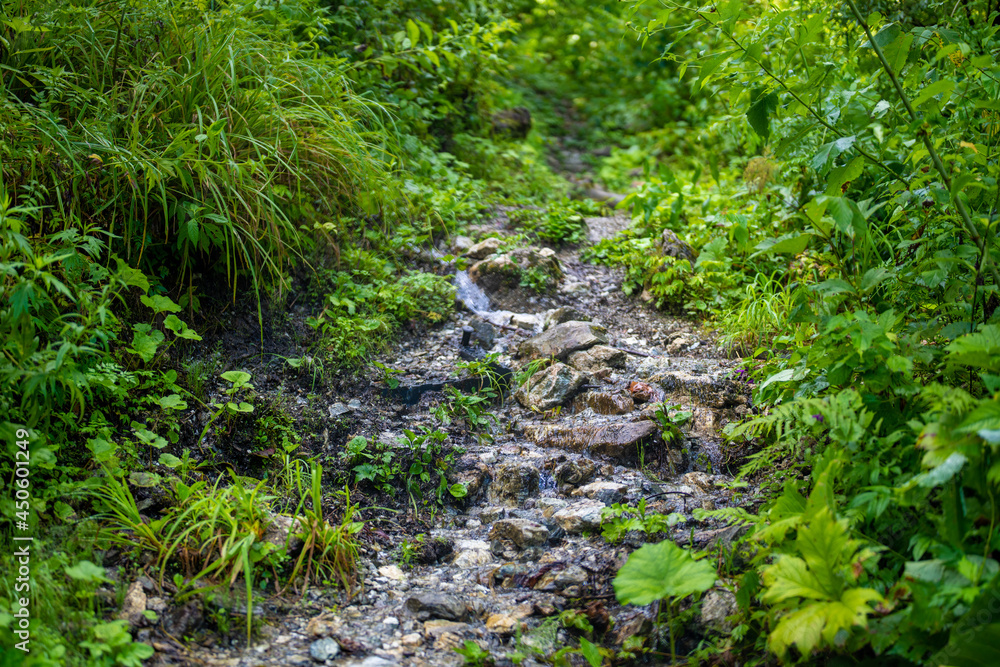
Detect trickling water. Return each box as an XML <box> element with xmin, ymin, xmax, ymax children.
<box><xmin>455</xmin><ymin>270</ymin><xmax>491</xmax><ymax>314</ymax></box>
<box><xmin>538</xmin><ymin>471</ymin><xmax>557</xmax><ymax>491</ymax></box>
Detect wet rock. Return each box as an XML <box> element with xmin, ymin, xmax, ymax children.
<box><xmin>489</xmin><ymin>519</ymin><xmax>550</xmax><ymax>547</ymax></box>
<box><xmin>610</xmin><ymin>612</ymin><xmax>653</xmax><ymax>646</ymax></box>
<box><xmin>681</xmin><ymin>524</ymin><xmax>749</xmax><ymax>549</ymax></box>
<box><xmin>533</xmin><ymin>564</ymin><xmax>589</xmax><ymax>591</ymax></box>
<box><xmin>699</xmin><ymin>589</ymin><xmax>738</xmax><ymax>633</ymax></box>
<box><xmin>377</xmin><ymin>565</ymin><xmax>405</xmax><ymax>581</ymax></box>
<box><xmin>524</xmin><ymin>421</ymin><xmax>660</xmax><ymax>462</ymax></box>
<box><xmin>518</xmin><ymin>321</ymin><xmax>608</xmax><ymax>360</ymax></box>
<box><xmin>486</xmin><ymin>613</ymin><xmax>519</xmax><ymax>635</ymax></box>
<box><xmin>162</xmin><ymin>600</ymin><xmax>203</xmax><ymax>637</ymax></box>
<box><xmin>423</xmin><ymin>620</ymin><xmax>471</xmax><ymax>637</ymax></box>
<box><xmin>416</xmin><ymin>537</ymin><xmax>454</xmax><ymax>565</ymax></box>
<box><xmin>543</xmin><ymin>306</ymin><xmax>590</xmax><ymax>330</ymax></box>
<box><xmin>635</xmin><ymin>356</ymin><xmax>672</xmax><ymax>378</ymax></box>
<box><xmin>511</xmin><ymin>313</ymin><xmax>541</xmax><ymax>330</ymax></box>
<box><xmin>329</xmin><ymin>402</ymin><xmax>350</xmax><ymax>418</ymax></box>
<box><xmin>450</xmin><ymin>461</ymin><xmax>490</xmax><ymax>502</ymax></box>
<box><xmin>566</xmin><ymin>345</ymin><xmax>627</xmax><ymax>373</ymax></box>
<box><xmin>573</xmin><ymin>391</ymin><xmax>633</xmax><ymax>415</ymax></box>
<box><xmin>552</xmin><ymin>501</ymin><xmax>605</xmax><ymax>534</ymax></box>
<box><xmin>628</xmin><ymin>381</ymin><xmax>663</xmax><ymax>404</ymax></box>
<box><xmin>452</xmin><ymin>540</ymin><xmax>494</xmax><ymax>569</ymax></box>
<box><xmin>309</xmin><ymin>637</ymin><xmax>341</xmax><ymax>662</ymax></box>
<box><xmin>553</xmin><ymin>459</ymin><xmax>597</xmax><ymax>487</ymax></box>
<box><xmin>452</xmin><ymin>235</ymin><xmax>473</xmax><ymax>254</ymax></box>
<box><xmin>468</xmin><ymin>316</ymin><xmax>496</xmax><ymax>349</ymax></box>
<box><xmin>514</xmin><ymin>362</ymin><xmax>584</xmax><ymax>411</ymax></box>
<box><xmin>306</xmin><ymin>614</ymin><xmax>340</xmax><ymax>637</ymax></box>
<box><xmin>667</xmin><ymin>332</ymin><xmax>699</xmax><ymax>355</ymax></box>
<box><xmin>465</xmin><ymin>237</ymin><xmax>502</xmax><ymax>259</ymax></box>
<box><xmin>489</xmin><ymin>462</ymin><xmax>540</xmax><ymax>506</ymax></box>
<box><xmin>263</xmin><ymin>513</ymin><xmax>304</xmax><ymax>553</ymax></box>
<box><xmin>117</xmin><ymin>580</ymin><xmax>147</xmax><ymax>627</ymax></box>
<box><xmin>354</xmin><ymin>658</ymin><xmax>399</xmax><ymax>667</ymax></box>
<box><xmin>682</xmin><ymin>471</ymin><xmax>716</xmax><ymax>493</ymax></box>
<box><xmin>468</xmin><ymin>247</ymin><xmax>561</xmax><ymax>294</ymax></box>
<box><xmin>539</xmin><ymin>498</ymin><xmax>569</xmax><ymax>518</ymax></box>
<box><xmin>658</xmin><ymin>229</ymin><xmax>697</xmax><ymax>264</ymax></box>
<box><xmin>405</xmin><ymin>593</ymin><xmax>469</xmax><ymax>622</ymax></box>
<box><xmin>479</xmin><ymin>506</ymin><xmax>505</xmax><ymax>524</ymax></box>
<box><xmin>572</xmin><ymin>481</ymin><xmax>627</xmax><ymax>504</ymax></box>
<box><xmin>433</xmin><ymin>632</ymin><xmax>465</xmax><ymax>650</ymax></box>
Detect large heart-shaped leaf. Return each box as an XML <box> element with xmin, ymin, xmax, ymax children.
<box><xmin>614</xmin><ymin>540</ymin><xmax>717</xmax><ymax>606</ymax></box>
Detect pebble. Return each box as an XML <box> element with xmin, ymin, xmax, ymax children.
<box><xmin>309</xmin><ymin>637</ymin><xmax>341</xmax><ymax>662</ymax></box>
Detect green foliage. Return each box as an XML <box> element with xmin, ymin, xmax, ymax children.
<box><xmin>1</xmin><ymin>0</ymin><xmax>392</xmax><ymax>289</ymax></box>
<box><xmin>614</xmin><ymin>539</ymin><xmax>717</xmax><ymax>662</ymax></box>
<box><xmin>614</xmin><ymin>540</ymin><xmax>717</xmax><ymax>607</ymax></box>
<box><xmin>308</xmin><ymin>261</ymin><xmax>456</xmax><ymax>368</ymax></box>
<box><xmin>509</xmin><ymin>199</ymin><xmax>600</xmax><ymax>246</ymax></box>
<box><xmin>434</xmin><ymin>386</ymin><xmax>498</xmax><ymax>441</ymax></box>
<box><xmin>454</xmin><ymin>639</ymin><xmax>493</xmax><ymax>667</ymax></box>
<box><xmin>600</xmin><ymin>499</ymin><xmax>686</xmax><ymax>544</ymax></box>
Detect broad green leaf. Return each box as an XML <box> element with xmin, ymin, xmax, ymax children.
<box><xmin>753</xmin><ymin>234</ymin><xmax>811</xmax><ymax>256</ymax></box>
<box><xmin>140</xmin><ymin>294</ymin><xmax>182</xmax><ymax>313</ymax></box>
<box><xmin>159</xmin><ymin>453</ymin><xmax>183</xmax><ymax>468</ymax></box>
<box><xmin>859</xmin><ymin>267</ymin><xmax>891</xmax><ymax>293</ymax></box>
<box><xmin>957</xmin><ymin>401</ymin><xmax>1000</xmax><ymax>436</ymax></box>
<box><xmin>811</xmin><ymin>136</ymin><xmax>856</xmax><ymax>172</ymax></box>
<box><xmin>116</xmin><ymin>260</ymin><xmax>150</xmax><ymax>291</ymax></box>
<box><xmin>164</xmin><ymin>314</ymin><xmax>202</xmax><ymax>340</ymax></box>
<box><xmin>613</xmin><ymin>540</ymin><xmax>717</xmax><ymax>606</ymax></box>
<box><xmin>946</xmin><ymin>325</ymin><xmax>1000</xmax><ymax>371</ymax></box>
<box><xmin>129</xmin><ymin>328</ymin><xmax>163</xmax><ymax>363</ymax></box>
<box><xmin>157</xmin><ymin>394</ymin><xmax>188</xmax><ymax>411</ymax></box>
<box><xmin>825</xmin><ymin>156</ymin><xmax>865</xmax><ymax>196</ymax></box>
<box><xmin>129</xmin><ymin>471</ymin><xmax>162</xmax><ymax>487</ymax></box>
<box><xmin>912</xmin><ymin>79</ymin><xmax>956</xmax><ymax>109</ymax></box>
<box><xmin>917</xmin><ymin>452</ymin><xmax>967</xmax><ymax>488</ymax></box>
<box><xmin>747</xmin><ymin>90</ymin><xmax>779</xmax><ymax>140</ymax></box>
<box><xmin>579</xmin><ymin>638</ymin><xmax>601</xmax><ymax>667</ymax></box>
<box><xmin>87</xmin><ymin>437</ymin><xmax>117</xmax><ymax>462</ymax></box>
<box><xmin>767</xmin><ymin>589</ymin><xmax>881</xmax><ymax>660</ymax></box>
<box><xmin>795</xmin><ymin>509</ymin><xmax>852</xmax><ymax>596</ymax></box>
<box><xmin>221</xmin><ymin>370</ymin><xmax>252</xmax><ymax>386</ymax></box>
<box><xmin>762</xmin><ymin>556</ymin><xmax>833</xmax><ymax>602</ymax></box>
<box><xmin>406</xmin><ymin>19</ymin><xmax>420</xmax><ymax>46</ymax></box>
<box><xmin>759</xmin><ymin>367</ymin><xmax>808</xmax><ymax>390</ymax></box>
<box><xmin>186</xmin><ymin>218</ymin><xmax>199</xmax><ymax>246</ymax></box>
<box><xmin>65</xmin><ymin>560</ymin><xmax>110</xmax><ymax>583</ymax></box>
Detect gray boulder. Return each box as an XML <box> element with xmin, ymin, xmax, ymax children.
<box><xmin>518</xmin><ymin>321</ymin><xmax>608</xmax><ymax>361</ymax></box>
<box><xmin>514</xmin><ymin>362</ymin><xmax>585</xmax><ymax>411</ymax></box>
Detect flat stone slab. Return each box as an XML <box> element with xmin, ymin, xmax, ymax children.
<box><xmin>522</xmin><ymin>421</ymin><xmax>660</xmax><ymax>462</ymax></box>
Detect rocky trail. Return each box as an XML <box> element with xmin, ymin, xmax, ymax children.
<box><xmin>151</xmin><ymin>210</ymin><xmax>755</xmax><ymax>667</ymax></box>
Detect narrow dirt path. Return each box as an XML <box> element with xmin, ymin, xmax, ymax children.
<box><xmin>179</xmin><ymin>211</ymin><xmax>752</xmax><ymax>667</ymax></box>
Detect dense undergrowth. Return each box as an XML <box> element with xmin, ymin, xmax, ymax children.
<box><xmin>2</xmin><ymin>0</ymin><xmax>1000</xmax><ymax>664</ymax></box>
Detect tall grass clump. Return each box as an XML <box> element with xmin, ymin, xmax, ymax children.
<box><xmin>0</xmin><ymin>0</ymin><xmax>393</xmax><ymax>293</ymax></box>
